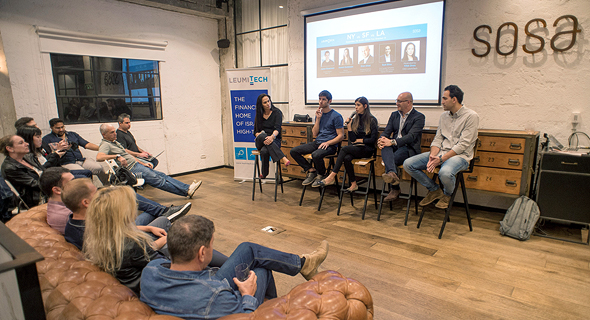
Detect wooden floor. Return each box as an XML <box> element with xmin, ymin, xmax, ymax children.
<box><xmin>140</xmin><ymin>168</ymin><xmax>590</xmax><ymax>320</ymax></box>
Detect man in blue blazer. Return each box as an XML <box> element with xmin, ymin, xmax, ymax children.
<box><xmin>377</xmin><ymin>92</ymin><xmax>425</xmax><ymax>201</ymax></box>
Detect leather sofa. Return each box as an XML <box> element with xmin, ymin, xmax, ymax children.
<box><xmin>6</xmin><ymin>204</ymin><xmax>374</xmax><ymax>320</ymax></box>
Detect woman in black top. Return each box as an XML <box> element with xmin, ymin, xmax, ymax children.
<box><xmin>0</xmin><ymin>135</ymin><xmax>46</xmax><ymax>207</ymax></box>
<box><xmin>402</xmin><ymin>42</ymin><xmax>418</xmax><ymax>62</ymax></box>
<box><xmin>254</xmin><ymin>93</ymin><xmax>290</xmax><ymax>179</ymax></box>
<box><xmin>315</xmin><ymin>97</ymin><xmax>379</xmax><ymax>192</ymax></box>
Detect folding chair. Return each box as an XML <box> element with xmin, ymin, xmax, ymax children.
<box><xmin>105</xmin><ymin>160</ymin><xmax>145</xmax><ymax>188</ymax></box>
<box><xmin>251</xmin><ymin>150</ymin><xmax>283</xmax><ymax>202</ymax></box>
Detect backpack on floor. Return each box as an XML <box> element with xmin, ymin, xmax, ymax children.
<box><xmin>499</xmin><ymin>196</ymin><xmax>540</xmax><ymax>241</ymax></box>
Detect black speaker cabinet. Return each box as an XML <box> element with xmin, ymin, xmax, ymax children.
<box><xmin>536</xmin><ymin>152</ymin><xmax>590</xmax><ymax>224</ymax></box>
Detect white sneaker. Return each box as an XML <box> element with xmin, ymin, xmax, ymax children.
<box><xmin>188</xmin><ymin>180</ymin><xmax>202</xmax><ymax>198</ymax></box>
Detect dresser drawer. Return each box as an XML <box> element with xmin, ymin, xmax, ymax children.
<box><xmin>464</xmin><ymin>167</ymin><xmax>522</xmax><ymax>195</ymax></box>
<box><xmin>474</xmin><ymin>151</ymin><xmax>524</xmax><ymax>170</ymax></box>
<box><xmin>477</xmin><ymin>136</ymin><xmax>526</xmax><ymax>154</ymax></box>
<box><xmin>421</xmin><ymin>133</ymin><xmax>435</xmax><ymax>147</ymax></box>
<box><xmin>281</xmin><ymin>137</ymin><xmax>308</xmax><ymax>148</ymax></box>
<box><xmin>282</xmin><ymin>126</ymin><xmax>308</xmax><ymax>137</ymax></box>
<box><xmin>280</xmin><ymin>164</ymin><xmax>307</xmax><ymax>178</ymax></box>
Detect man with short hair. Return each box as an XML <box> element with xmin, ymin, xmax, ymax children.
<box><xmin>321</xmin><ymin>50</ymin><xmax>334</xmax><ymax>67</ymax></box>
<box><xmin>14</xmin><ymin>117</ymin><xmax>38</xmax><ymax>129</ymax></box>
<box><xmin>404</xmin><ymin>85</ymin><xmax>479</xmax><ymax>209</ymax></box>
<box><xmin>359</xmin><ymin>45</ymin><xmax>374</xmax><ymax>64</ymax></box>
<box><xmin>140</xmin><ymin>215</ymin><xmax>329</xmax><ymax>319</ymax></box>
<box><xmin>378</xmin><ymin>92</ymin><xmax>425</xmax><ymax>201</ymax></box>
<box><xmin>41</xmin><ymin>118</ymin><xmax>107</xmax><ymax>183</ymax></box>
<box><xmin>290</xmin><ymin>90</ymin><xmax>344</xmax><ymax>185</ymax></box>
<box><xmin>116</xmin><ymin>114</ymin><xmax>159</xmax><ymax>168</ymax></box>
<box><xmin>41</xmin><ymin>167</ymin><xmax>192</xmax><ymax>237</ymax></box>
<box><xmin>97</xmin><ymin>124</ymin><xmax>201</xmax><ymax>198</ymax></box>
<box><xmin>380</xmin><ymin>45</ymin><xmax>392</xmax><ymax>63</ymax></box>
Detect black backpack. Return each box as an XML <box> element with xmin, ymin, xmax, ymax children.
<box><xmin>499</xmin><ymin>196</ymin><xmax>540</xmax><ymax>241</ymax></box>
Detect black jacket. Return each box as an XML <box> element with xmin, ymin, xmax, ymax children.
<box><xmin>116</xmin><ymin>238</ymin><xmax>163</xmax><ymax>295</ymax></box>
<box><xmin>1</xmin><ymin>154</ymin><xmax>45</xmax><ymax>208</ymax></box>
<box><xmin>381</xmin><ymin>108</ymin><xmax>426</xmax><ymax>156</ymax></box>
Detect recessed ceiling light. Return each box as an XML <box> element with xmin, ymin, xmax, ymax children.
<box><xmin>279</xmin><ymin>6</ymin><xmax>284</xmax><ymax>9</ymax></box>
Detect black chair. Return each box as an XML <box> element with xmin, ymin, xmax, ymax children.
<box><xmin>251</xmin><ymin>150</ymin><xmax>283</xmax><ymax>202</ymax></box>
<box><xmin>377</xmin><ymin>165</ymin><xmax>418</xmax><ymax>224</ymax></box>
<box><xmin>417</xmin><ymin>140</ymin><xmax>479</xmax><ymax>238</ymax></box>
<box><xmin>298</xmin><ymin>153</ymin><xmax>340</xmax><ymax>211</ymax></box>
<box><xmin>336</xmin><ymin>151</ymin><xmax>378</xmax><ymax>219</ymax></box>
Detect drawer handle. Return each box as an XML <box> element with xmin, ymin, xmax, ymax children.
<box><xmin>467</xmin><ymin>175</ymin><xmax>478</xmax><ymax>181</ymax></box>
<box><xmin>509</xmin><ymin>143</ymin><xmax>522</xmax><ymax>150</ymax></box>
<box><xmin>300</xmin><ymin>169</ymin><xmax>306</xmax><ymax>173</ymax></box>
<box><xmin>281</xmin><ymin>140</ymin><xmax>287</xmax><ymax>144</ymax></box>
<box><xmin>505</xmin><ymin>180</ymin><xmax>517</xmax><ymax>187</ymax></box>
<box><xmin>300</xmin><ymin>141</ymin><xmax>306</xmax><ymax>145</ymax></box>
<box><xmin>300</xmin><ymin>130</ymin><xmax>306</xmax><ymax>135</ymax></box>
<box><xmin>560</xmin><ymin>161</ymin><xmax>578</xmax><ymax>166</ymax></box>
<box><xmin>282</xmin><ymin>168</ymin><xmax>288</xmax><ymax>172</ymax></box>
<box><xmin>281</xmin><ymin>129</ymin><xmax>286</xmax><ymax>134</ymax></box>
<box><xmin>473</xmin><ymin>156</ymin><xmax>480</xmax><ymax>162</ymax></box>
<box><xmin>508</xmin><ymin>159</ymin><xmax>520</xmax><ymax>166</ymax></box>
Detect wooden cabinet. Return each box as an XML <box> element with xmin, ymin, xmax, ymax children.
<box><xmin>280</xmin><ymin>122</ymin><xmax>313</xmax><ymax>179</ymax></box>
<box><xmin>420</xmin><ymin>128</ymin><xmax>539</xmax><ymax>196</ymax></box>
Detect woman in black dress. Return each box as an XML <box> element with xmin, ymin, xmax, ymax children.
<box><xmin>254</xmin><ymin>93</ymin><xmax>290</xmax><ymax>179</ymax></box>
<box><xmin>314</xmin><ymin>96</ymin><xmax>379</xmax><ymax>192</ymax></box>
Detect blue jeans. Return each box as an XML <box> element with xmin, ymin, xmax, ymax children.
<box><xmin>135</xmin><ymin>194</ymin><xmax>167</xmax><ymax>226</ymax></box>
<box><xmin>213</xmin><ymin>242</ymin><xmax>301</xmax><ymax>304</ymax></box>
<box><xmin>403</xmin><ymin>152</ymin><xmax>469</xmax><ymax>196</ymax></box>
<box><xmin>381</xmin><ymin>145</ymin><xmax>411</xmax><ymax>175</ymax></box>
<box><xmin>131</xmin><ymin>163</ymin><xmax>189</xmax><ymax>197</ymax></box>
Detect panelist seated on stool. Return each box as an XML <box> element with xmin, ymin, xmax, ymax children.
<box><xmin>377</xmin><ymin>91</ymin><xmax>425</xmax><ymax>202</ymax></box>
<box><xmin>253</xmin><ymin>93</ymin><xmax>290</xmax><ymax>179</ymax></box>
<box><xmin>314</xmin><ymin>96</ymin><xmax>379</xmax><ymax>193</ymax></box>
<box><xmin>290</xmin><ymin>90</ymin><xmax>344</xmax><ymax>186</ymax></box>
<box><xmin>403</xmin><ymin>85</ymin><xmax>479</xmax><ymax>209</ymax></box>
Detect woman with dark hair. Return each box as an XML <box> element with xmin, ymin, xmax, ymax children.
<box><xmin>314</xmin><ymin>96</ymin><xmax>379</xmax><ymax>193</ymax></box>
<box><xmin>254</xmin><ymin>93</ymin><xmax>290</xmax><ymax>179</ymax></box>
<box><xmin>402</xmin><ymin>42</ymin><xmax>418</xmax><ymax>62</ymax></box>
<box><xmin>0</xmin><ymin>134</ymin><xmax>45</xmax><ymax>207</ymax></box>
<box><xmin>17</xmin><ymin>126</ymin><xmax>92</xmax><ymax>179</ymax></box>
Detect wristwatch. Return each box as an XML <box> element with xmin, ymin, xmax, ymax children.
<box><xmin>439</xmin><ymin>155</ymin><xmax>443</xmax><ymax>163</ymax></box>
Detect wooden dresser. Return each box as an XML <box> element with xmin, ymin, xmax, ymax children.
<box><xmin>281</xmin><ymin>122</ymin><xmax>539</xmax><ymax>198</ymax></box>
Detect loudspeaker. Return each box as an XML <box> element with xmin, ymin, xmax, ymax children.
<box><xmin>217</xmin><ymin>39</ymin><xmax>230</xmax><ymax>48</ymax></box>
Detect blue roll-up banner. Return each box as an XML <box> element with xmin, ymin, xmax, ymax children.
<box><xmin>227</xmin><ymin>68</ymin><xmax>271</xmax><ymax>181</ymax></box>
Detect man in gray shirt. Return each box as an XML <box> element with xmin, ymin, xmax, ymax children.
<box><xmin>403</xmin><ymin>85</ymin><xmax>479</xmax><ymax>209</ymax></box>
<box><xmin>97</xmin><ymin>124</ymin><xmax>202</xmax><ymax>198</ymax></box>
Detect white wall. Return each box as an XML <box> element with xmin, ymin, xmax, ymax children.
<box><xmin>288</xmin><ymin>0</ymin><xmax>590</xmax><ymax>146</ymax></box>
<box><xmin>0</xmin><ymin>0</ymin><xmax>224</xmax><ymax>174</ymax></box>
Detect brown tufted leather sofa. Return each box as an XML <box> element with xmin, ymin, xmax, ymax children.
<box><xmin>6</xmin><ymin>204</ymin><xmax>374</xmax><ymax>320</ymax></box>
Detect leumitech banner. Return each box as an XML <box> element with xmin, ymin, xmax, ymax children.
<box><xmin>227</xmin><ymin>68</ymin><xmax>271</xmax><ymax>181</ymax></box>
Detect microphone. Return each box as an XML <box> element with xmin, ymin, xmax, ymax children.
<box><xmin>346</xmin><ymin>111</ymin><xmax>356</xmax><ymax>125</ymax></box>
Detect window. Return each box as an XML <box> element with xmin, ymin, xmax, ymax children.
<box><xmin>235</xmin><ymin>0</ymin><xmax>288</xmax><ymax>108</ymax></box>
<box><xmin>50</xmin><ymin>54</ymin><xmax>162</xmax><ymax>124</ymax></box>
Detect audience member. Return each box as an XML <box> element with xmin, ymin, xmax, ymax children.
<box><xmin>290</xmin><ymin>90</ymin><xmax>344</xmax><ymax>186</ymax></box>
<box><xmin>40</xmin><ymin>167</ymin><xmax>74</xmax><ymax>234</ymax></box>
<box><xmin>14</xmin><ymin>117</ymin><xmax>38</xmax><ymax>129</ymax></box>
<box><xmin>41</xmin><ymin>118</ymin><xmax>107</xmax><ymax>183</ymax></box>
<box><xmin>140</xmin><ymin>215</ymin><xmax>329</xmax><ymax>319</ymax></box>
<box><xmin>404</xmin><ymin>85</ymin><xmax>479</xmax><ymax>209</ymax></box>
<box><xmin>97</xmin><ymin>124</ymin><xmax>202</xmax><ymax>198</ymax></box>
<box><xmin>0</xmin><ymin>135</ymin><xmax>45</xmax><ymax>208</ymax></box>
<box><xmin>314</xmin><ymin>97</ymin><xmax>379</xmax><ymax>192</ymax></box>
<box><xmin>83</xmin><ymin>186</ymin><xmax>226</xmax><ymax>295</ymax></box>
<box><xmin>253</xmin><ymin>94</ymin><xmax>290</xmax><ymax>179</ymax></box>
<box><xmin>17</xmin><ymin>126</ymin><xmax>92</xmax><ymax>179</ymax></box>
<box><xmin>116</xmin><ymin>114</ymin><xmax>159</xmax><ymax>168</ymax></box>
<box><xmin>377</xmin><ymin>92</ymin><xmax>425</xmax><ymax>201</ymax></box>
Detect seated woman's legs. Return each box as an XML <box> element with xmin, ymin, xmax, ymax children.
<box><xmin>256</xmin><ymin>133</ymin><xmax>289</xmax><ymax>178</ymax></box>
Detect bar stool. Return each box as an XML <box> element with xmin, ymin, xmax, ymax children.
<box><xmin>251</xmin><ymin>150</ymin><xmax>283</xmax><ymax>202</ymax></box>
<box><xmin>336</xmin><ymin>155</ymin><xmax>378</xmax><ymax>219</ymax></box>
<box><xmin>298</xmin><ymin>144</ymin><xmax>340</xmax><ymax>211</ymax></box>
<box><xmin>377</xmin><ymin>165</ymin><xmax>418</xmax><ymax>224</ymax></box>
<box><xmin>417</xmin><ymin>141</ymin><xmax>479</xmax><ymax>238</ymax></box>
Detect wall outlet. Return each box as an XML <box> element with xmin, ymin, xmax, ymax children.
<box><xmin>201</xmin><ymin>154</ymin><xmax>207</xmax><ymax>159</ymax></box>
<box><xmin>572</xmin><ymin>112</ymin><xmax>580</xmax><ymax>124</ymax></box>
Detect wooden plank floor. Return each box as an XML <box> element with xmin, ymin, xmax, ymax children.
<box><xmin>140</xmin><ymin>168</ymin><xmax>590</xmax><ymax>320</ymax></box>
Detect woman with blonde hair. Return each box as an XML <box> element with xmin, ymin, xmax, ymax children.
<box><xmin>84</xmin><ymin>185</ymin><xmax>227</xmax><ymax>294</ymax></box>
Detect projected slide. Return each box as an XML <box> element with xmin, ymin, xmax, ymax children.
<box><xmin>305</xmin><ymin>0</ymin><xmax>445</xmax><ymax>105</ymax></box>
<box><xmin>317</xmin><ymin>24</ymin><xmax>427</xmax><ymax>78</ymax></box>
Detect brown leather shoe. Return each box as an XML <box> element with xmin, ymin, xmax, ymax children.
<box><xmin>382</xmin><ymin>172</ymin><xmax>400</xmax><ymax>185</ymax></box>
<box><xmin>300</xmin><ymin>240</ymin><xmax>329</xmax><ymax>281</ymax></box>
<box><xmin>384</xmin><ymin>188</ymin><xmax>401</xmax><ymax>201</ymax></box>
<box><xmin>419</xmin><ymin>188</ymin><xmax>444</xmax><ymax>206</ymax></box>
<box><xmin>435</xmin><ymin>194</ymin><xmax>451</xmax><ymax>209</ymax></box>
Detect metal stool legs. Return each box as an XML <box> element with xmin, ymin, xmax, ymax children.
<box><xmin>251</xmin><ymin>153</ymin><xmax>283</xmax><ymax>202</ymax></box>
